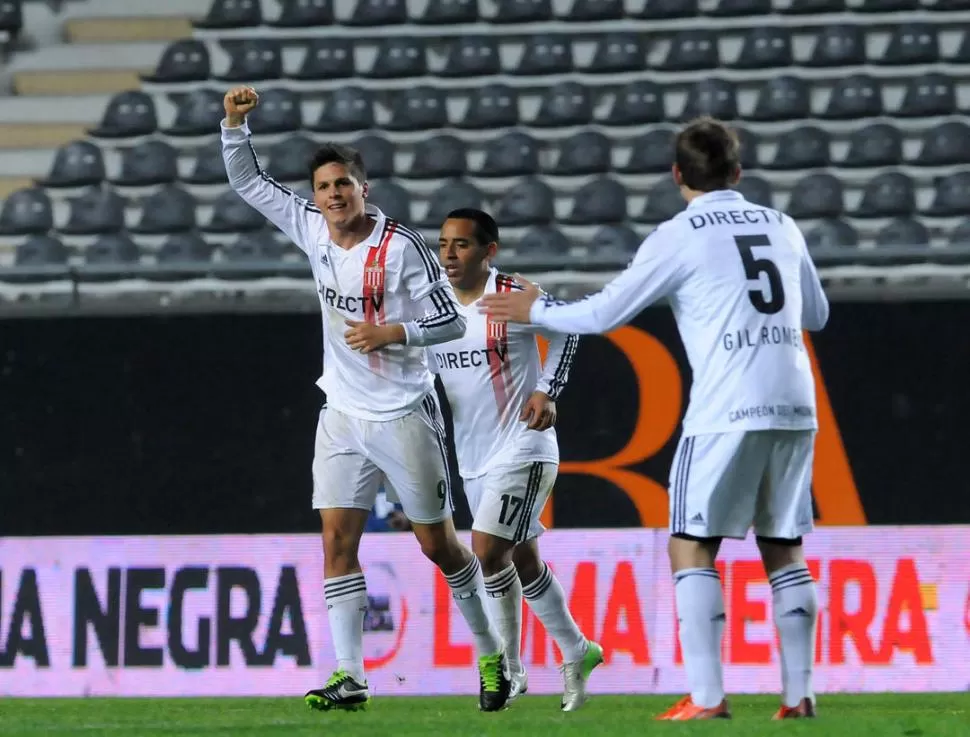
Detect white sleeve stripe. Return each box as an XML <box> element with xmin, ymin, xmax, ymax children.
<box><xmin>394</xmin><ymin>222</ymin><xmax>442</xmax><ymax>282</ymax></box>
<box><xmin>245</xmin><ymin>138</ymin><xmax>321</xmax><ymax>214</ymax></box>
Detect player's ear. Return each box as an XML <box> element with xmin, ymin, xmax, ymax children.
<box><xmin>672</xmin><ymin>164</ymin><xmax>683</xmax><ymax>188</ymax></box>
<box><xmin>730</xmin><ymin>165</ymin><xmax>742</xmax><ymax>187</ymax></box>
<box><xmin>486</xmin><ymin>240</ymin><xmax>499</xmax><ymax>259</ymax></box>
<box><xmin>361</xmin><ymin>180</ymin><xmax>369</xmax><ymax>198</ymax></box>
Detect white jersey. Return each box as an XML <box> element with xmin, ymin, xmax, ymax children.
<box><xmin>433</xmin><ymin>269</ymin><xmax>579</xmax><ymax>479</ymax></box>
<box><xmin>530</xmin><ymin>189</ymin><xmax>830</xmax><ymax>436</ymax></box>
<box><xmin>221</xmin><ymin>121</ymin><xmax>465</xmax><ymax>421</ymax></box>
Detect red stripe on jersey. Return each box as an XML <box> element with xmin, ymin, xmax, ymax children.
<box><xmin>487</xmin><ymin>275</ymin><xmax>516</xmax><ymax>420</ymax></box>
<box><xmin>363</xmin><ymin>221</ymin><xmax>396</xmax><ymax>371</ymax></box>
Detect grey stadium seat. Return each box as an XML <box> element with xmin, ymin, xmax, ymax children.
<box><xmin>563</xmin><ymin>177</ymin><xmax>628</xmax><ymax>224</ymax></box>
<box><xmin>164</xmin><ymin>89</ymin><xmax>225</xmax><ymax>137</ymax></box>
<box><xmin>203</xmin><ymin>190</ymin><xmax>267</xmax><ymax>233</ymax></box>
<box><xmin>933</xmin><ymin>0</ymin><xmax>970</xmax><ymax>8</ymax></box>
<box><xmin>877</xmin><ymin>24</ymin><xmax>939</xmax><ymax>66</ymax></box>
<box><xmin>608</xmin><ymin>80</ymin><xmax>664</xmax><ymax>125</ymax></box>
<box><xmin>767</xmin><ymin>126</ymin><xmax>830</xmax><ymax>170</ymax></box>
<box><xmin>15</xmin><ymin>235</ymin><xmax>68</xmax><ymax>267</ymax></box>
<box><xmin>858</xmin><ymin>0</ymin><xmax>917</xmax><ymax>11</ymax></box>
<box><xmin>61</xmin><ymin>188</ymin><xmax>126</xmax><ymax>236</ymax></box>
<box><xmin>787</xmin><ymin>173</ymin><xmax>844</xmax><ymax>219</ymax></box>
<box><xmin>290</xmin><ymin>39</ymin><xmax>354</xmax><ymax>80</ymax></box>
<box><xmin>515</xmin><ymin>34</ymin><xmax>573</xmax><ymax>76</ymax></box>
<box><xmin>193</xmin><ymin>0</ymin><xmax>262</xmax><ymax>29</ymax></box>
<box><xmin>784</xmin><ymin>0</ymin><xmax>843</xmax><ymax>11</ymax></box>
<box><xmin>950</xmin><ymin>27</ymin><xmax>970</xmax><ymax>63</ymax></box>
<box><xmin>638</xmin><ymin>178</ymin><xmax>684</xmax><ymax>224</ymax></box>
<box><xmin>112</xmin><ymin>140</ymin><xmax>178</xmax><ymax>186</ymax></box>
<box><xmin>246</xmin><ymin>88</ymin><xmax>302</xmax><ymax>134</ymax></box>
<box><xmin>875</xmin><ymin>219</ymin><xmax>929</xmax><ymax>249</ymax></box>
<box><xmin>268</xmin><ymin>0</ymin><xmax>333</xmax><ymax>27</ymax></box>
<box><xmin>267</xmin><ymin>135</ymin><xmax>319</xmax><ymax>182</ymax></box>
<box><xmin>681</xmin><ymin>79</ymin><xmax>738</xmax><ymax>121</ymax></box>
<box><xmin>418</xmin><ymin>0</ymin><xmax>478</xmax><ymax>24</ymax></box>
<box><xmin>496</xmin><ymin>178</ymin><xmax>555</xmax><ymax>226</ymax></box>
<box><xmin>734</xmin><ymin>175</ymin><xmax>773</xmax><ymax>208</ymax></box>
<box><xmin>591</xmin><ymin>224</ymin><xmax>642</xmax><ymax>258</ymax></box>
<box><xmin>386</xmin><ymin>86</ymin><xmax>448</xmax><ymax>131</ymax></box>
<box><xmin>0</xmin><ymin>188</ymin><xmax>53</xmax><ymax>236</ymax></box>
<box><xmin>130</xmin><ymin>185</ymin><xmax>197</xmax><ymax>234</ymax></box>
<box><xmin>184</xmin><ymin>141</ymin><xmax>229</xmax><ymax>185</ymax></box>
<box><xmin>367</xmin><ymin>38</ymin><xmax>426</xmax><ymax>79</ymax></box>
<box><xmin>622</xmin><ymin>128</ymin><xmax>675</xmax><ymax>173</ymax></box>
<box><xmin>806</xmin><ymin>26</ymin><xmax>866</xmax><ymax>68</ymax></box>
<box><xmin>0</xmin><ymin>0</ymin><xmax>22</xmax><ymax>36</ymax></box>
<box><xmin>345</xmin><ymin>0</ymin><xmax>407</xmax><ymax>26</ymax></box>
<box><xmin>309</xmin><ymin>87</ymin><xmax>374</xmax><ymax>133</ymax></box>
<box><xmin>440</xmin><ymin>36</ymin><xmax>500</xmax><ymax>78</ymax></box>
<box><xmin>39</xmin><ymin>140</ymin><xmax>105</xmax><ymax>188</ymax></box>
<box><xmin>805</xmin><ymin>219</ymin><xmax>858</xmax><ymax>249</ymax></box>
<box><xmin>924</xmin><ymin>172</ymin><xmax>970</xmax><ymax>217</ymax></box>
<box><xmin>662</xmin><ymin>30</ymin><xmax>719</xmax><ymax>71</ymax></box>
<box><xmin>84</xmin><ymin>233</ymin><xmax>140</xmax><ymax>266</ymax></box>
<box><xmin>948</xmin><ymin>219</ymin><xmax>970</xmax><ymax>246</ymax></box>
<box><xmin>552</xmin><ymin>130</ymin><xmax>612</xmax><ymax>175</ymax></box>
<box><xmin>417</xmin><ymin>180</ymin><xmax>484</xmax><ymax>228</ymax></box>
<box><xmin>457</xmin><ymin>84</ymin><xmax>519</xmax><ymax>129</ymax></box>
<box><xmin>566</xmin><ymin>0</ymin><xmax>624</xmax><ymax>21</ymax></box>
<box><xmin>822</xmin><ymin>75</ymin><xmax>882</xmax><ymax>119</ymax></box>
<box><xmin>633</xmin><ymin>0</ymin><xmax>698</xmax><ymax>19</ymax></box>
<box><xmin>89</xmin><ymin>90</ymin><xmax>157</xmax><ymax>138</ymax></box>
<box><xmin>513</xmin><ymin>225</ymin><xmax>569</xmax><ymax>255</ymax></box>
<box><xmin>589</xmin><ymin>33</ymin><xmax>646</xmax><ymax>74</ymax></box>
<box><xmin>855</xmin><ymin>172</ymin><xmax>916</xmax><ymax>218</ymax></box>
<box><xmin>735</xmin><ymin>127</ymin><xmax>760</xmax><ymax>169</ymax></box>
<box><xmin>913</xmin><ymin>122</ymin><xmax>970</xmax><ymax>166</ymax></box>
<box><xmin>141</xmin><ymin>39</ymin><xmax>210</xmax><ymax>83</ymax></box>
<box><xmin>708</xmin><ymin>0</ymin><xmax>771</xmax><ymax>16</ymax></box>
<box><xmin>215</xmin><ymin>39</ymin><xmax>283</xmax><ymax>82</ymax></box>
<box><xmin>491</xmin><ymin>0</ymin><xmax>553</xmax><ymax>23</ymax></box>
<box><xmin>158</xmin><ymin>233</ymin><xmax>215</xmax><ymax>264</ymax></box>
<box><xmin>841</xmin><ymin>123</ymin><xmax>902</xmax><ymax>168</ymax></box>
<box><xmin>896</xmin><ymin>73</ymin><xmax>956</xmax><ymax>118</ymax></box>
<box><xmin>534</xmin><ymin>82</ymin><xmax>593</xmax><ymax>127</ymax></box>
<box><xmin>365</xmin><ymin>181</ymin><xmax>411</xmax><ymax>223</ymax></box>
<box><xmin>479</xmin><ymin>131</ymin><xmax>540</xmax><ymax>177</ymax></box>
<box><xmin>411</xmin><ymin>135</ymin><xmax>467</xmax><ymax>179</ymax></box>
<box><xmin>222</xmin><ymin>231</ymin><xmax>286</xmax><ymax>263</ymax></box>
<box><xmin>750</xmin><ymin>75</ymin><xmax>811</xmax><ymax>122</ymax></box>
<box><xmin>352</xmin><ymin>135</ymin><xmax>395</xmax><ymax>179</ymax></box>
<box><xmin>731</xmin><ymin>27</ymin><xmax>792</xmax><ymax>70</ymax></box>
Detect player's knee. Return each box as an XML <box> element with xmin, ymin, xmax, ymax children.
<box><xmin>756</xmin><ymin>535</ymin><xmax>805</xmax><ymax>573</ymax></box>
<box><xmin>667</xmin><ymin>533</ymin><xmax>721</xmax><ymax>572</ymax></box>
<box><xmin>472</xmin><ymin>532</ymin><xmax>514</xmax><ymax>576</ymax></box>
<box><xmin>511</xmin><ymin>542</ymin><xmax>542</xmax><ymax>586</ymax></box>
<box><xmin>322</xmin><ymin>520</ymin><xmax>361</xmax><ymax>562</ymax></box>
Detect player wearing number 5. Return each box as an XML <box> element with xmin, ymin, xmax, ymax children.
<box><xmin>481</xmin><ymin>117</ymin><xmax>829</xmax><ymax>722</ymax></box>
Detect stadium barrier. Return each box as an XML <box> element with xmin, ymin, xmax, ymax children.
<box><xmin>1</xmin><ymin>527</ymin><xmax>967</xmax><ymax>697</ymax></box>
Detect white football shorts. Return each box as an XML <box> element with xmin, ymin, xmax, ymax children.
<box><xmin>464</xmin><ymin>461</ymin><xmax>557</xmax><ymax>543</ymax></box>
<box><xmin>668</xmin><ymin>429</ymin><xmax>815</xmax><ymax>541</ymax></box>
<box><xmin>311</xmin><ymin>394</ymin><xmax>452</xmax><ymax>525</ymax></box>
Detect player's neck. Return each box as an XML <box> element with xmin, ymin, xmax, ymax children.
<box><xmin>453</xmin><ymin>271</ymin><xmax>490</xmax><ymax>306</ymax></box>
<box><xmin>329</xmin><ymin>214</ymin><xmax>376</xmax><ymax>250</ymax></box>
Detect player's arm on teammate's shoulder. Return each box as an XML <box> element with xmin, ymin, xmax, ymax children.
<box><xmin>789</xmin><ymin>218</ymin><xmax>830</xmax><ymax>331</ymax></box>
<box><xmin>220</xmin><ymin>86</ymin><xmax>313</xmax><ymax>251</ymax></box>
<box><xmin>399</xmin><ymin>232</ymin><xmax>467</xmax><ymax>347</ymax></box>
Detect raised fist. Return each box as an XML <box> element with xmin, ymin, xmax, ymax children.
<box><xmin>224</xmin><ymin>86</ymin><xmax>258</xmax><ymax>127</ymax></box>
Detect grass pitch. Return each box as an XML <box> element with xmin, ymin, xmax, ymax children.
<box><xmin>2</xmin><ymin>693</ymin><xmax>967</xmax><ymax>736</ymax></box>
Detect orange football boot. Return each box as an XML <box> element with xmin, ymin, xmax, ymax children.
<box><xmin>773</xmin><ymin>697</ymin><xmax>816</xmax><ymax>719</ymax></box>
<box><xmin>656</xmin><ymin>694</ymin><xmax>731</xmax><ymax>720</ymax></box>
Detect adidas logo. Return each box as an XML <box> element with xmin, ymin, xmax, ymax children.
<box><xmin>782</xmin><ymin>607</ymin><xmax>812</xmax><ymax>617</ymax></box>
<box><xmin>690</xmin><ymin>512</ymin><xmax>704</xmax><ymax>523</ymax></box>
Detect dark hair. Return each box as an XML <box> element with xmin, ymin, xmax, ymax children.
<box><xmin>674</xmin><ymin>116</ymin><xmax>741</xmax><ymax>192</ymax></box>
<box><xmin>308</xmin><ymin>143</ymin><xmax>367</xmax><ymax>185</ymax></box>
<box><xmin>445</xmin><ymin>208</ymin><xmax>499</xmax><ymax>247</ymax></box>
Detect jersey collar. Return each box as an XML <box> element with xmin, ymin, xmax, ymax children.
<box><xmin>686</xmin><ymin>190</ymin><xmax>743</xmax><ymax>209</ymax></box>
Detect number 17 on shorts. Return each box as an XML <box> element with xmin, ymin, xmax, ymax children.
<box><xmin>464</xmin><ymin>462</ymin><xmax>558</xmax><ymax>543</ymax></box>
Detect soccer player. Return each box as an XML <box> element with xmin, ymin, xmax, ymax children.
<box><xmin>481</xmin><ymin>117</ymin><xmax>829</xmax><ymax>721</ymax></box>
<box><xmin>434</xmin><ymin>209</ymin><xmax>604</xmax><ymax>712</ymax></box>
<box><xmin>220</xmin><ymin>87</ymin><xmax>511</xmax><ymax>713</ymax></box>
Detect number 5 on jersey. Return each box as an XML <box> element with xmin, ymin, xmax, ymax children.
<box><xmin>734</xmin><ymin>234</ymin><xmax>786</xmax><ymax>315</ymax></box>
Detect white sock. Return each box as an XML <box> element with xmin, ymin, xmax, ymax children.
<box><xmin>323</xmin><ymin>572</ymin><xmax>368</xmax><ymax>683</ymax></box>
<box><xmin>769</xmin><ymin>563</ymin><xmax>818</xmax><ymax>708</ymax></box>
<box><xmin>674</xmin><ymin>567</ymin><xmax>725</xmax><ymax>708</ymax></box>
<box><xmin>522</xmin><ymin>562</ymin><xmax>587</xmax><ymax>664</ymax></box>
<box><xmin>483</xmin><ymin>564</ymin><xmax>523</xmax><ymax>674</ymax></box>
<box><xmin>444</xmin><ymin>558</ymin><xmax>502</xmax><ymax>656</ymax></box>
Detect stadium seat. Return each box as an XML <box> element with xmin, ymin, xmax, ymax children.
<box><xmin>84</xmin><ymin>233</ymin><xmax>140</xmax><ymax>265</ymax></box>
<box><xmin>516</xmin><ymin>35</ymin><xmax>573</xmax><ymax>76</ymax></box>
<box><xmin>750</xmin><ymin>76</ymin><xmax>811</xmax><ymax>122</ymax></box>
<box><xmin>874</xmin><ymin>219</ymin><xmax>929</xmax><ymax>248</ymax></box>
<box><xmin>783</xmin><ymin>0</ymin><xmax>845</xmax><ymax>13</ymax></box>
<box><xmin>950</xmin><ymin>27</ymin><xmax>970</xmax><ymax>62</ymax></box>
<box><xmin>39</xmin><ymin>141</ymin><xmax>106</xmax><ymax>189</ymax></box>
<box><xmin>61</xmin><ymin>188</ymin><xmax>126</xmax><ymax>236</ymax></box>
<box><xmin>806</xmin><ymin>26</ymin><xmax>866</xmax><ymax>68</ymax></box>
<box><xmin>267</xmin><ymin>135</ymin><xmax>319</xmax><ymax>182</ymax></box>
<box><xmin>458</xmin><ymin>84</ymin><xmax>518</xmax><ymax>129</ymax></box>
<box><xmin>366</xmin><ymin>180</ymin><xmax>412</xmax><ymax>223</ymax></box>
<box><xmin>440</xmin><ymin>37</ymin><xmax>501</xmax><ymax>78</ymax></box>
<box><xmin>291</xmin><ymin>39</ymin><xmax>355</xmax><ymax>80</ymax></box>
<box><xmin>805</xmin><ymin>219</ymin><xmax>859</xmax><ymax>249</ymax></box>
<box><xmin>565</xmin><ymin>0</ymin><xmax>624</xmax><ymax>22</ymax></box>
<box><xmin>410</xmin><ymin>135</ymin><xmax>467</xmax><ymax>179</ymax></box>
<box><xmin>682</xmin><ymin>79</ymin><xmax>738</xmax><ymax>121</ymax></box>
<box><xmin>367</xmin><ymin>38</ymin><xmax>427</xmax><ymax>79</ymax></box>
<box><xmin>731</xmin><ymin>27</ymin><xmax>793</xmax><ymax>70</ymax></box>
<box><xmin>418</xmin><ymin>0</ymin><xmax>479</xmax><ymax>24</ymax></box>
<box><xmin>591</xmin><ymin>224</ymin><xmax>642</xmax><ymax>258</ymax></box>
<box><xmin>621</xmin><ymin>128</ymin><xmax>675</xmax><ymax>173</ymax></box>
<box><xmin>345</xmin><ymin>0</ymin><xmax>407</xmax><ymax>26</ymax></box>
<box><xmin>202</xmin><ymin>190</ymin><xmax>267</xmax><ymax>232</ymax></box>
<box><xmin>841</xmin><ymin>123</ymin><xmax>903</xmax><ymax>168</ymax></box>
<box><xmin>933</xmin><ymin>0</ymin><xmax>970</xmax><ymax>9</ymax></box>
<box><xmin>787</xmin><ymin>173</ymin><xmax>844</xmax><ymax>219</ymax></box>
<box><xmin>194</xmin><ymin>0</ymin><xmax>262</xmax><ymax>29</ymax></box>
<box><xmin>822</xmin><ymin>75</ymin><xmax>882</xmax><ymax>119</ymax></box>
<box><xmin>246</xmin><ymin>88</ymin><xmax>303</xmax><ymax>134</ymax></box>
<box><xmin>948</xmin><ymin>219</ymin><xmax>970</xmax><ymax>246</ymax></box>
<box><xmin>222</xmin><ymin>231</ymin><xmax>286</xmax><ymax>262</ymax></box>
<box><xmin>0</xmin><ymin>188</ymin><xmax>53</xmax><ymax>236</ymax></box>
<box><xmin>877</xmin><ymin>24</ymin><xmax>939</xmax><ymax>66</ymax></box>
<box><xmin>130</xmin><ymin>185</ymin><xmax>197</xmax><ymax>234</ymax></box>
<box><xmin>513</xmin><ymin>225</ymin><xmax>570</xmax><ymax>254</ymax></box>
<box><xmin>15</xmin><ymin>235</ymin><xmax>68</xmax><ymax>267</ymax></box>
<box><xmin>767</xmin><ymin>126</ymin><xmax>830</xmax><ymax>170</ymax></box>
<box><xmin>352</xmin><ymin>135</ymin><xmax>395</xmax><ymax>179</ymax></box>
<box><xmin>496</xmin><ymin>178</ymin><xmax>555</xmax><ymax>226</ymax></box>
<box><xmin>157</xmin><ymin>232</ymin><xmax>215</xmax><ymax>264</ymax></box>
<box><xmin>552</xmin><ymin>131</ymin><xmax>612</xmax><ymax>175</ymax></box>
<box><xmin>386</xmin><ymin>86</ymin><xmax>448</xmax><ymax>131</ymax></box>
<box><xmin>112</xmin><ymin>140</ymin><xmax>179</xmax><ymax>187</ymax></box>
<box><xmin>0</xmin><ymin>0</ymin><xmax>22</xmax><ymax>37</ymax></box>
<box><xmin>736</xmin><ymin>127</ymin><xmax>760</xmax><ymax>169</ymax></box>
<box><xmin>184</xmin><ymin>142</ymin><xmax>229</xmax><ymax>185</ymax></box>
<box><xmin>734</xmin><ymin>175</ymin><xmax>773</xmax><ymax>208</ymax></box>
<box><xmin>89</xmin><ymin>91</ymin><xmax>157</xmax><ymax>139</ymax></box>
<box><xmin>142</xmin><ymin>40</ymin><xmax>211</xmax><ymax>83</ymax></box>
<box><xmin>416</xmin><ymin>180</ymin><xmax>484</xmax><ymax>228</ymax></box>
<box><xmin>563</xmin><ymin>177</ymin><xmax>628</xmax><ymax>225</ymax></box>
<box><xmin>491</xmin><ymin>0</ymin><xmax>553</xmax><ymax>24</ymax></box>
<box><xmin>215</xmin><ymin>39</ymin><xmax>284</xmax><ymax>83</ymax></box>
<box><xmin>662</xmin><ymin>30</ymin><xmax>719</xmax><ymax>71</ymax></box>
<box><xmin>924</xmin><ymin>172</ymin><xmax>970</xmax><ymax>217</ymax></box>
<box><xmin>638</xmin><ymin>178</ymin><xmax>685</xmax><ymax>224</ymax></box>
<box><xmin>607</xmin><ymin>80</ymin><xmax>665</xmax><ymax>125</ymax></box>
<box><xmin>478</xmin><ymin>132</ymin><xmax>540</xmax><ymax>177</ymax></box>
<box><xmin>708</xmin><ymin>0</ymin><xmax>771</xmax><ymax>17</ymax></box>
<box><xmin>533</xmin><ymin>82</ymin><xmax>593</xmax><ymax>127</ymax></box>
<box><xmin>896</xmin><ymin>73</ymin><xmax>956</xmax><ymax>117</ymax></box>
<box><xmin>267</xmin><ymin>0</ymin><xmax>334</xmax><ymax>28</ymax></box>
<box><xmin>858</xmin><ymin>0</ymin><xmax>918</xmax><ymax>11</ymax></box>
<box><xmin>633</xmin><ymin>0</ymin><xmax>698</xmax><ymax>19</ymax></box>
<box><xmin>855</xmin><ymin>172</ymin><xmax>917</xmax><ymax>218</ymax></box>
<box><xmin>309</xmin><ymin>87</ymin><xmax>374</xmax><ymax>132</ymax></box>
<box><xmin>589</xmin><ymin>33</ymin><xmax>646</xmax><ymax>74</ymax></box>
<box><xmin>913</xmin><ymin>122</ymin><xmax>970</xmax><ymax>166</ymax></box>
<box><xmin>164</xmin><ymin>89</ymin><xmax>226</xmax><ymax>137</ymax></box>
